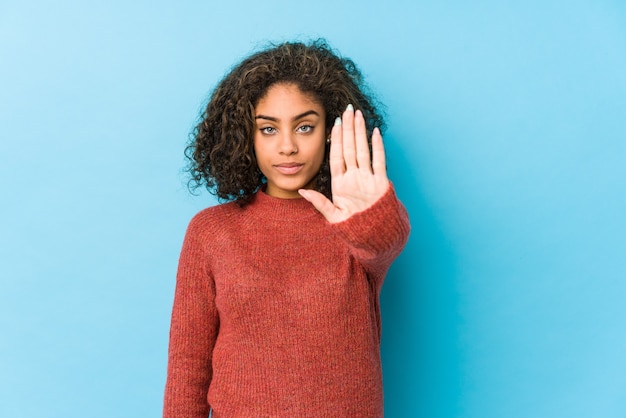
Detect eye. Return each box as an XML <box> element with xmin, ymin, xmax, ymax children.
<box><xmin>296</xmin><ymin>124</ymin><xmax>314</xmax><ymax>134</ymax></box>
<box><xmin>260</xmin><ymin>126</ymin><xmax>276</xmax><ymax>135</ymax></box>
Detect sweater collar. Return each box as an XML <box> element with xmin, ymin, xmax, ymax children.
<box><xmin>249</xmin><ymin>188</ymin><xmax>322</xmax><ymax>220</ymax></box>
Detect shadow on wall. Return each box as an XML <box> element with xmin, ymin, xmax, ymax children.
<box><xmin>381</xmin><ymin>134</ymin><xmax>463</xmax><ymax>418</ymax></box>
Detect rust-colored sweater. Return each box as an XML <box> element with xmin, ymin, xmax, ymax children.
<box><xmin>163</xmin><ymin>186</ymin><xmax>410</xmax><ymax>417</ymax></box>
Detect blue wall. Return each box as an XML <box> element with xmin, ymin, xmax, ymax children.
<box><xmin>1</xmin><ymin>1</ymin><xmax>624</xmax><ymax>417</ymax></box>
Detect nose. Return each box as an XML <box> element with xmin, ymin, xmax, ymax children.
<box><xmin>278</xmin><ymin>131</ymin><xmax>298</xmax><ymax>155</ymax></box>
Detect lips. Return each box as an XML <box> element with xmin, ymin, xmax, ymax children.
<box><xmin>274</xmin><ymin>163</ymin><xmax>304</xmax><ymax>175</ymax></box>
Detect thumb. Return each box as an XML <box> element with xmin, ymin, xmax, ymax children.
<box><xmin>298</xmin><ymin>189</ymin><xmax>337</xmax><ymax>220</ymax></box>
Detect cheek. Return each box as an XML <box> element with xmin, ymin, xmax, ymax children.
<box><xmin>252</xmin><ymin>135</ymin><xmax>260</xmax><ymax>155</ymax></box>
<box><xmin>312</xmin><ymin>142</ymin><xmax>328</xmax><ymax>171</ymax></box>
<box><xmin>252</xmin><ymin>137</ymin><xmax>267</xmax><ymax>163</ymax></box>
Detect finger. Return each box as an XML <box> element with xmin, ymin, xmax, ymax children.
<box><xmin>342</xmin><ymin>104</ymin><xmax>357</xmax><ymax>169</ymax></box>
<box><xmin>298</xmin><ymin>189</ymin><xmax>338</xmax><ymax>221</ymax></box>
<box><xmin>354</xmin><ymin>110</ymin><xmax>371</xmax><ymax>172</ymax></box>
<box><xmin>329</xmin><ymin>116</ymin><xmax>345</xmax><ymax>178</ymax></box>
<box><xmin>371</xmin><ymin>127</ymin><xmax>388</xmax><ymax>179</ymax></box>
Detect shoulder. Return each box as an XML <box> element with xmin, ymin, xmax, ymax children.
<box><xmin>185</xmin><ymin>200</ymin><xmax>244</xmax><ymax>241</ymax></box>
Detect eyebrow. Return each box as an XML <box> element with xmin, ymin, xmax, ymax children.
<box><xmin>254</xmin><ymin>110</ymin><xmax>320</xmax><ymax>122</ymax></box>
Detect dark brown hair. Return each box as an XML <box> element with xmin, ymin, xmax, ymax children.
<box><xmin>186</xmin><ymin>39</ymin><xmax>385</xmax><ymax>205</ymax></box>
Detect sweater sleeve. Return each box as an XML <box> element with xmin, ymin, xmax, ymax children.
<box><xmin>331</xmin><ymin>184</ymin><xmax>410</xmax><ymax>285</ymax></box>
<box><xmin>163</xmin><ymin>215</ymin><xmax>219</xmax><ymax>418</ymax></box>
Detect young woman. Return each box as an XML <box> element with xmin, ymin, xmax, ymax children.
<box><xmin>163</xmin><ymin>39</ymin><xmax>410</xmax><ymax>418</ymax></box>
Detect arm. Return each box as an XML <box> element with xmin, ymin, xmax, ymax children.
<box><xmin>299</xmin><ymin>104</ymin><xmax>410</xmax><ymax>278</ymax></box>
<box><xmin>163</xmin><ymin>216</ymin><xmax>219</xmax><ymax>418</ymax></box>
<box><xmin>331</xmin><ymin>184</ymin><xmax>410</xmax><ymax>279</ymax></box>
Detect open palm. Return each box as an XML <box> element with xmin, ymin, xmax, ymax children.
<box><xmin>299</xmin><ymin>104</ymin><xmax>389</xmax><ymax>224</ymax></box>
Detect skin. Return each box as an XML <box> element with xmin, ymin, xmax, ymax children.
<box><xmin>254</xmin><ymin>83</ymin><xmax>327</xmax><ymax>199</ymax></box>
<box><xmin>253</xmin><ymin>82</ymin><xmax>390</xmax><ymax>223</ymax></box>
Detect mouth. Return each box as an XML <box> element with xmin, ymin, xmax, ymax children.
<box><xmin>274</xmin><ymin>163</ymin><xmax>304</xmax><ymax>175</ymax></box>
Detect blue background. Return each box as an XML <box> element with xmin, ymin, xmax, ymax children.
<box><xmin>1</xmin><ymin>1</ymin><xmax>625</xmax><ymax>417</ymax></box>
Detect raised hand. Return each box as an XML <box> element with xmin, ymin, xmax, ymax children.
<box><xmin>299</xmin><ymin>104</ymin><xmax>389</xmax><ymax>223</ymax></box>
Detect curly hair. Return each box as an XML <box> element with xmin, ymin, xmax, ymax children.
<box><xmin>186</xmin><ymin>39</ymin><xmax>386</xmax><ymax>205</ymax></box>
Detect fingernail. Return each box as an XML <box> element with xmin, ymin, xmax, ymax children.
<box><xmin>334</xmin><ymin>117</ymin><xmax>342</xmax><ymax>126</ymax></box>
<box><xmin>346</xmin><ymin>104</ymin><xmax>354</xmax><ymax>112</ymax></box>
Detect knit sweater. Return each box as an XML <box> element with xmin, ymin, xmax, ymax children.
<box><xmin>163</xmin><ymin>185</ymin><xmax>410</xmax><ymax>418</ymax></box>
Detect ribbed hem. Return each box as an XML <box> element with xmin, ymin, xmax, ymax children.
<box><xmin>332</xmin><ymin>184</ymin><xmax>410</xmax><ymax>253</ymax></box>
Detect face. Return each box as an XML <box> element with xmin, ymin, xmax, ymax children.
<box><xmin>253</xmin><ymin>83</ymin><xmax>327</xmax><ymax>199</ymax></box>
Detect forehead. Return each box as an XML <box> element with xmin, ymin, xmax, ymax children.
<box><xmin>255</xmin><ymin>82</ymin><xmax>323</xmax><ymax>114</ymax></box>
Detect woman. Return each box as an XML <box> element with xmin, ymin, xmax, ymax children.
<box><xmin>163</xmin><ymin>39</ymin><xmax>410</xmax><ymax>417</ymax></box>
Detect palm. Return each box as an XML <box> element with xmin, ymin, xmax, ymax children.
<box><xmin>299</xmin><ymin>105</ymin><xmax>389</xmax><ymax>223</ymax></box>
